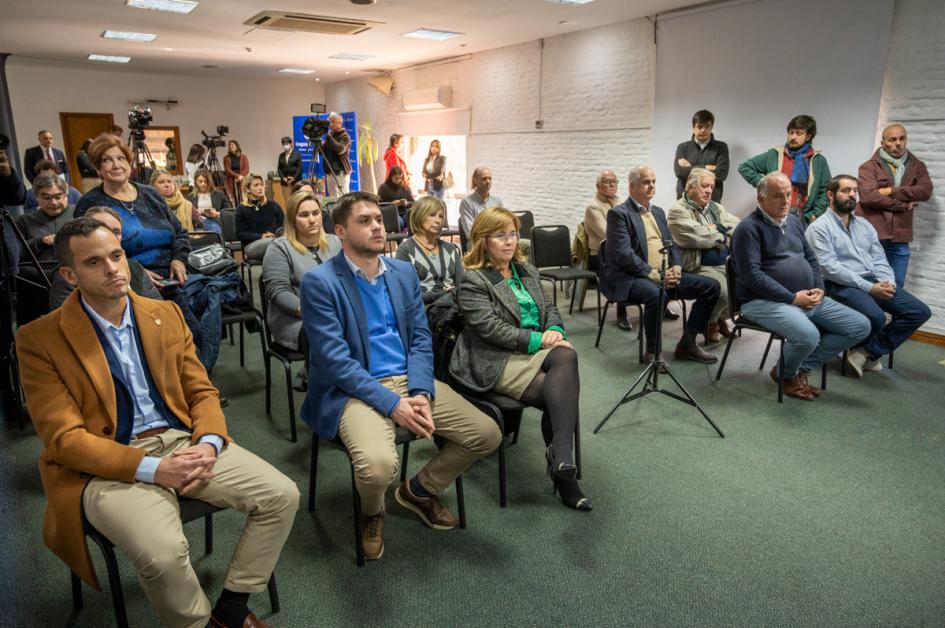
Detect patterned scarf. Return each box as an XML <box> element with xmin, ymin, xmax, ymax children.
<box><xmin>163</xmin><ymin>187</ymin><xmax>194</xmax><ymax>232</ymax></box>
<box><xmin>786</xmin><ymin>143</ymin><xmax>812</xmax><ymax>186</ymax></box>
<box><xmin>879</xmin><ymin>148</ymin><xmax>907</xmax><ymax>186</ymax></box>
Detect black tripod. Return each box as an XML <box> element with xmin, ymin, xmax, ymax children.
<box><xmin>306</xmin><ymin>139</ymin><xmax>344</xmax><ymax>197</ymax></box>
<box><xmin>0</xmin><ymin>207</ymin><xmax>51</xmax><ymax>428</ymax></box>
<box><xmin>593</xmin><ymin>241</ymin><xmax>724</xmax><ymax>438</ymax></box>
<box><xmin>128</xmin><ymin>129</ymin><xmax>156</xmax><ymax>183</ymax></box>
<box><xmin>204</xmin><ymin>146</ymin><xmax>227</xmax><ymax>194</ymax></box>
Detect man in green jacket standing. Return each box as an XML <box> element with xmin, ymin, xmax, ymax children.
<box><xmin>738</xmin><ymin>115</ymin><xmax>831</xmax><ymax>223</ymax></box>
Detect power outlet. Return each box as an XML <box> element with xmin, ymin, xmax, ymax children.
<box><xmin>535</xmin><ymin>120</ymin><xmax>544</xmax><ymax>129</ymax></box>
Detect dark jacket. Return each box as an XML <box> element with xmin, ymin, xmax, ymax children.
<box><xmin>673</xmin><ymin>135</ymin><xmax>729</xmax><ymax>201</ymax></box>
<box><xmin>738</xmin><ymin>146</ymin><xmax>831</xmax><ymax>222</ymax></box>
<box><xmin>14</xmin><ymin>207</ymin><xmax>74</xmax><ymax>262</ymax></box>
<box><xmin>324</xmin><ymin>129</ymin><xmax>352</xmax><ymax>176</ymax></box>
<box><xmin>856</xmin><ymin>149</ymin><xmax>933</xmax><ymax>243</ymax></box>
<box><xmin>235</xmin><ymin>199</ymin><xmax>284</xmax><ymax>247</ymax></box>
<box><xmin>450</xmin><ymin>262</ymin><xmax>563</xmax><ymax>392</ymax></box>
<box><xmin>277</xmin><ymin>150</ymin><xmax>302</xmax><ymax>181</ymax></box>
<box><xmin>602</xmin><ymin>196</ymin><xmax>681</xmax><ymax>302</ymax></box>
<box><xmin>76</xmin><ymin>151</ymin><xmax>98</xmax><ymax>178</ymax></box>
<box><xmin>377</xmin><ymin>182</ymin><xmax>414</xmax><ymax>208</ymax></box>
<box><xmin>731</xmin><ymin>208</ymin><xmax>823</xmax><ymax>305</ymax></box>
<box><xmin>0</xmin><ymin>168</ymin><xmax>27</xmax><ymax>206</ymax></box>
<box><xmin>422</xmin><ymin>155</ymin><xmax>447</xmax><ymax>192</ymax></box>
<box><xmin>24</xmin><ymin>146</ymin><xmax>69</xmax><ymax>184</ymax></box>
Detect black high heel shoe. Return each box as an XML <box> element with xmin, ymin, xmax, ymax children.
<box><xmin>546</xmin><ymin>446</ymin><xmax>592</xmax><ymax>511</ymax></box>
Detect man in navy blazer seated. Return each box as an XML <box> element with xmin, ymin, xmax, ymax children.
<box><xmin>300</xmin><ymin>191</ymin><xmax>501</xmax><ymax>561</ymax></box>
<box><xmin>603</xmin><ymin>165</ymin><xmax>720</xmax><ymax>364</ymax></box>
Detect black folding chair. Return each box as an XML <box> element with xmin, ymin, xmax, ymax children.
<box><xmin>71</xmin><ymin>497</ymin><xmax>279</xmax><ymax>628</ymax></box>
<box><xmin>379</xmin><ymin>202</ymin><xmax>405</xmax><ymax>255</ymax></box>
<box><xmin>530</xmin><ymin>225</ymin><xmax>599</xmax><ymax>317</ymax></box>
<box><xmin>259</xmin><ymin>275</ymin><xmax>305</xmax><ymax>442</ymax></box>
<box><xmin>715</xmin><ymin>256</ymin><xmax>827</xmax><ymax>402</ymax></box>
<box><xmin>512</xmin><ymin>210</ymin><xmax>534</xmax><ymax>240</ymax></box>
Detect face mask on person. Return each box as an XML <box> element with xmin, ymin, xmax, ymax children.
<box><xmin>283</xmin><ymin>143</ymin><xmax>293</xmax><ymax>151</ymax></box>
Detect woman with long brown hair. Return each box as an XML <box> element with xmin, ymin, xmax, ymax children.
<box><xmin>223</xmin><ymin>139</ymin><xmax>249</xmax><ymax>205</ymax></box>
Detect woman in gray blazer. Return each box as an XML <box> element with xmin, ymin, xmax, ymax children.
<box><xmin>450</xmin><ymin>207</ymin><xmax>590</xmax><ymax>511</ymax></box>
<box><xmin>262</xmin><ymin>191</ymin><xmax>341</xmax><ymax>352</ymax></box>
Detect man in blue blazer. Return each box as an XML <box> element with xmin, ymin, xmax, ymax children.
<box><xmin>603</xmin><ymin>166</ymin><xmax>720</xmax><ymax>363</ymax></box>
<box><xmin>24</xmin><ymin>130</ymin><xmax>70</xmax><ymax>185</ymax></box>
<box><xmin>300</xmin><ymin>191</ymin><xmax>500</xmax><ymax>560</ymax></box>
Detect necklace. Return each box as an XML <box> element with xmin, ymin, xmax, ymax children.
<box><xmin>119</xmin><ymin>198</ymin><xmax>135</xmax><ymax>213</ymax></box>
<box><xmin>414</xmin><ymin>235</ymin><xmax>437</xmax><ymax>254</ymax></box>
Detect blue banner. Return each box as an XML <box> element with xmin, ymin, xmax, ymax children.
<box><xmin>291</xmin><ymin>112</ymin><xmax>359</xmax><ymax>192</ymax></box>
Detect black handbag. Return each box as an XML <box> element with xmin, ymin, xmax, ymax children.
<box><xmin>187</xmin><ymin>243</ymin><xmax>238</xmax><ymax>276</ymax></box>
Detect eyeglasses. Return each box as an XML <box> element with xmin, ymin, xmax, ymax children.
<box><xmin>487</xmin><ymin>232</ymin><xmax>519</xmax><ymax>242</ymax></box>
<box><xmin>600</xmin><ymin>180</ymin><xmax>618</xmax><ymax>186</ymax></box>
<box><xmin>39</xmin><ymin>193</ymin><xmax>66</xmax><ymax>202</ymax></box>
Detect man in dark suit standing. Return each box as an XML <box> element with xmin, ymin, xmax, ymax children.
<box><xmin>603</xmin><ymin>166</ymin><xmax>721</xmax><ymax>364</ymax></box>
<box><xmin>24</xmin><ymin>130</ymin><xmax>70</xmax><ymax>185</ymax></box>
<box><xmin>276</xmin><ymin>136</ymin><xmax>302</xmax><ymax>201</ymax></box>
<box><xmin>300</xmin><ymin>191</ymin><xmax>500</xmax><ymax>561</ymax></box>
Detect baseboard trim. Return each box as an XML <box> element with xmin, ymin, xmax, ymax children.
<box><xmin>911</xmin><ymin>331</ymin><xmax>945</xmax><ymax>347</ymax></box>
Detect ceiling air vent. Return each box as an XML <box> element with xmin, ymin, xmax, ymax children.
<box><xmin>244</xmin><ymin>11</ymin><xmax>378</xmax><ymax>35</ymax></box>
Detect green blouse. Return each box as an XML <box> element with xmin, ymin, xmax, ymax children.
<box><xmin>506</xmin><ymin>264</ymin><xmax>566</xmax><ymax>353</ymax></box>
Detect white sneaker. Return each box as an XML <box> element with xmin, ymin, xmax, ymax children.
<box><xmin>864</xmin><ymin>357</ymin><xmax>883</xmax><ymax>372</ymax></box>
<box><xmin>844</xmin><ymin>348</ymin><xmax>867</xmax><ymax>378</ymax></box>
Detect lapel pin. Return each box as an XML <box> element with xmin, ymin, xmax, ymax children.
<box><xmin>155</xmin><ymin>318</ymin><xmax>162</xmax><ymax>326</ymax></box>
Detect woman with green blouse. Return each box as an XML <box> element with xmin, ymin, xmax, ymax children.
<box><xmin>449</xmin><ymin>207</ymin><xmax>590</xmax><ymax>511</ymax></box>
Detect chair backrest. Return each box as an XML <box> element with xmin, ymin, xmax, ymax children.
<box><xmin>724</xmin><ymin>255</ymin><xmax>743</xmax><ymax>317</ymax></box>
<box><xmin>257</xmin><ymin>273</ymin><xmax>275</xmax><ymax>347</ymax></box>
<box><xmin>379</xmin><ymin>202</ymin><xmax>400</xmax><ymax>234</ymax></box>
<box><xmin>513</xmin><ymin>210</ymin><xmax>534</xmax><ymax>239</ymax></box>
<box><xmin>530</xmin><ymin>225</ymin><xmax>573</xmax><ymax>269</ymax></box>
<box><xmin>189</xmin><ymin>230</ymin><xmax>224</xmax><ymax>249</ymax></box>
<box><xmin>220</xmin><ymin>209</ymin><xmax>238</xmax><ymax>244</ymax></box>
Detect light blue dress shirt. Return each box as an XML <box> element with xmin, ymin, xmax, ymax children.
<box><xmin>805</xmin><ymin>209</ymin><xmax>895</xmax><ymax>292</ymax></box>
<box><xmin>344</xmin><ymin>251</ymin><xmax>388</xmax><ymax>286</ymax></box>
<box><xmin>82</xmin><ymin>297</ymin><xmax>224</xmax><ymax>483</ymax></box>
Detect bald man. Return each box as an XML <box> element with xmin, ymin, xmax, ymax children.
<box><xmin>857</xmin><ymin>124</ymin><xmax>933</xmax><ymax>288</ymax></box>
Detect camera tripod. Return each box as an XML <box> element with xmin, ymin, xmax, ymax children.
<box><xmin>306</xmin><ymin>138</ymin><xmax>345</xmax><ymax>197</ymax></box>
<box><xmin>0</xmin><ymin>207</ymin><xmax>52</xmax><ymax>428</ymax></box>
<box><xmin>204</xmin><ymin>146</ymin><xmax>228</xmax><ymax>196</ymax></box>
<box><xmin>128</xmin><ymin>130</ymin><xmax>156</xmax><ymax>183</ymax></box>
<box><xmin>593</xmin><ymin>241</ymin><xmax>724</xmax><ymax>438</ymax></box>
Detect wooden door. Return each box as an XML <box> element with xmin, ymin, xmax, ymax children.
<box><xmin>59</xmin><ymin>112</ymin><xmax>115</xmax><ymax>181</ymax></box>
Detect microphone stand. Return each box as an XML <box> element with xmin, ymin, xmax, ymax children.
<box><xmin>593</xmin><ymin>240</ymin><xmax>724</xmax><ymax>438</ymax></box>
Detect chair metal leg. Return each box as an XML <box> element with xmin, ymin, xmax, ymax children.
<box><xmin>888</xmin><ymin>350</ymin><xmax>894</xmax><ymax>369</ymax></box>
<box><xmin>821</xmin><ymin>362</ymin><xmax>827</xmax><ymax>391</ymax></box>
<box><xmin>552</xmin><ymin>281</ymin><xmax>558</xmax><ymax>306</ymax></box>
<box><xmin>498</xmin><ymin>440</ymin><xmax>507</xmax><ymax>508</ymax></box>
<box><xmin>71</xmin><ymin>572</ymin><xmax>83</xmax><ymax>611</ymax></box>
<box><xmin>267</xmin><ymin>573</ymin><xmax>280</xmax><ymax>614</ymax></box>
<box><xmin>777</xmin><ymin>342</ymin><xmax>785</xmax><ymax>403</ymax></box>
<box><xmin>595</xmin><ymin>301</ymin><xmax>611</xmax><ymax>347</ymax></box>
<box><xmin>400</xmin><ymin>442</ymin><xmax>410</xmax><ymax>481</ymax></box>
<box><xmin>283</xmin><ymin>361</ymin><xmax>297</xmax><ymax>443</ymax></box>
<box><xmin>760</xmin><ymin>334</ymin><xmax>775</xmax><ymax>370</ymax></box>
<box><xmin>264</xmin><ymin>351</ymin><xmax>272</xmax><ymax>417</ymax></box>
<box><xmin>94</xmin><ymin>537</ymin><xmax>129</xmax><ymax>628</ymax></box>
<box><xmin>455</xmin><ymin>475</ymin><xmax>467</xmax><ymax>529</ymax></box>
<box><xmin>308</xmin><ymin>434</ymin><xmax>319</xmax><ymax>512</ymax></box>
<box><xmin>350</xmin><ymin>465</ymin><xmax>365</xmax><ymax>567</ymax></box>
<box><xmin>228</xmin><ymin>322</ymin><xmax>235</xmax><ymax>346</ymax></box>
<box><xmin>715</xmin><ymin>329</ymin><xmax>738</xmax><ymax>380</ymax></box>
<box><xmin>841</xmin><ymin>349</ymin><xmax>848</xmax><ymax>377</ymax></box>
<box><xmin>204</xmin><ymin>512</ymin><xmax>213</xmax><ymax>554</ymax></box>
<box><xmin>238</xmin><ymin>322</ymin><xmax>245</xmax><ymax>367</ymax></box>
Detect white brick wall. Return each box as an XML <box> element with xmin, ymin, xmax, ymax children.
<box><xmin>327</xmin><ymin>19</ymin><xmax>655</xmax><ymax>229</ymax></box>
<box><xmin>877</xmin><ymin>0</ymin><xmax>945</xmax><ymax>333</ymax></box>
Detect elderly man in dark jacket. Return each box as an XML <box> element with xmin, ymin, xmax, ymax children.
<box><xmin>856</xmin><ymin>124</ymin><xmax>933</xmax><ymax>288</ymax></box>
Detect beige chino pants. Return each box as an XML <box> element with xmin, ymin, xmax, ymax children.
<box><xmin>695</xmin><ymin>264</ymin><xmax>730</xmax><ymax>323</ymax></box>
<box><xmin>83</xmin><ymin>429</ymin><xmax>300</xmax><ymax>628</ymax></box>
<box><xmin>338</xmin><ymin>376</ymin><xmax>502</xmax><ymax>516</ymax></box>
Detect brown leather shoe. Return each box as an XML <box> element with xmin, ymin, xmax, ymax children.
<box><xmin>717</xmin><ymin>318</ymin><xmax>733</xmax><ymax>338</ymax></box>
<box><xmin>361</xmin><ymin>511</ymin><xmax>385</xmax><ymax>560</ymax></box>
<box><xmin>707</xmin><ymin>322</ymin><xmax>721</xmax><ymax>344</ymax></box>
<box><xmin>395</xmin><ymin>480</ymin><xmax>457</xmax><ymax>530</ymax></box>
<box><xmin>674</xmin><ymin>336</ymin><xmax>719</xmax><ymax>364</ymax></box>
<box><xmin>797</xmin><ymin>370</ymin><xmax>822</xmax><ymax>397</ymax></box>
<box><xmin>770</xmin><ymin>366</ymin><xmax>814</xmax><ymax>401</ymax></box>
<box><xmin>209</xmin><ymin>611</ymin><xmax>273</xmax><ymax>628</ymax></box>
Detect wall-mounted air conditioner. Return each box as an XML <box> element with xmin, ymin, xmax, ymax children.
<box><xmin>402</xmin><ymin>85</ymin><xmax>451</xmax><ymax>112</ymax></box>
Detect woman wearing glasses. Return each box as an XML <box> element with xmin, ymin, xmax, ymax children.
<box><xmin>450</xmin><ymin>207</ymin><xmax>591</xmax><ymax>511</ymax></box>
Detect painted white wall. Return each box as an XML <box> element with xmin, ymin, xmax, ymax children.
<box><xmin>650</xmin><ymin>0</ymin><xmax>894</xmax><ymax>215</ymax></box>
<box><xmin>876</xmin><ymin>0</ymin><xmax>945</xmax><ymax>333</ymax></box>
<box><xmin>327</xmin><ymin>19</ymin><xmax>656</xmax><ymax>229</ymax></box>
<box><xmin>7</xmin><ymin>56</ymin><xmax>325</xmax><ymax>181</ymax></box>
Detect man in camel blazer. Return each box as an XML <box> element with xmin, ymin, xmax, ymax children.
<box><xmin>16</xmin><ymin>217</ymin><xmax>298</xmax><ymax>628</ymax></box>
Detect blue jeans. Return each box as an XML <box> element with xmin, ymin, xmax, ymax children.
<box><xmin>429</xmin><ymin>187</ymin><xmax>445</xmax><ymax>200</ymax></box>
<box><xmin>881</xmin><ymin>240</ymin><xmax>910</xmax><ymax>288</ymax></box>
<box><xmin>741</xmin><ymin>297</ymin><xmax>871</xmax><ymax>378</ymax></box>
<box><xmin>826</xmin><ymin>279</ymin><xmax>931</xmax><ymax>360</ymax></box>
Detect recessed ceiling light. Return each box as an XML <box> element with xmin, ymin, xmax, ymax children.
<box><xmin>329</xmin><ymin>53</ymin><xmax>376</xmax><ymax>61</ymax></box>
<box><xmin>402</xmin><ymin>28</ymin><xmax>463</xmax><ymax>41</ymax></box>
<box><xmin>345</xmin><ymin>71</ymin><xmax>350</xmax><ymax>75</ymax></box>
<box><xmin>89</xmin><ymin>54</ymin><xmax>132</xmax><ymax>63</ymax></box>
<box><xmin>163</xmin><ymin>47</ymin><xmax>174</xmax><ymax>51</ymax></box>
<box><xmin>102</xmin><ymin>30</ymin><xmax>157</xmax><ymax>42</ymax></box>
<box><xmin>125</xmin><ymin>0</ymin><xmax>199</xmax><ymax>14</ymax></box>
<box><xmin>315</xmin><ymin>78</ymin><xmax>321</xmax><ymax>82</ymax></box>
<box><xmin>279</xmin><ymin>68</ymin><xmax>315</xmax><ymax>75</ymax></box>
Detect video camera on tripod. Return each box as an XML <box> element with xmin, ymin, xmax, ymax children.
<box><xmin>200</xmin><ymin>125</ymin><xmax>229</xmax><ymax>150</ymax></box>
<box><xmin>300</xmin><ymin>117</ymin><xmax>330</xmax><ymax>146</ymax></box>
<box><xmin>127</xmin><ymin>105</ymin><xmax>153</xmax><ymax>142</ymax></box>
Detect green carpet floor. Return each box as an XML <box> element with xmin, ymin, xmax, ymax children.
<box><xmin>3</xmin><ymin>300</ymin><xmax>944</xmax><ymax>627</ymax></box>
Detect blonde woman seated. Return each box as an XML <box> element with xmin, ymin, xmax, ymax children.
<box><xmin>449</xmin><ymin>207</ymin><xmax>591</xmax><ymax>511</ymax></box>
<box><xmin>262</xmin><ymin>190</ymin><xmax>341</xmax><ymax>352</ymax></box>
<box><xmin>395</xmin><ymin>196</ymin><xmax>462</xmax><ymax>304</ymax></box>
<box><xmin>150</xmin><ymin>168</ymin><xmax>197</xmax><ymax>233</ymax></box>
